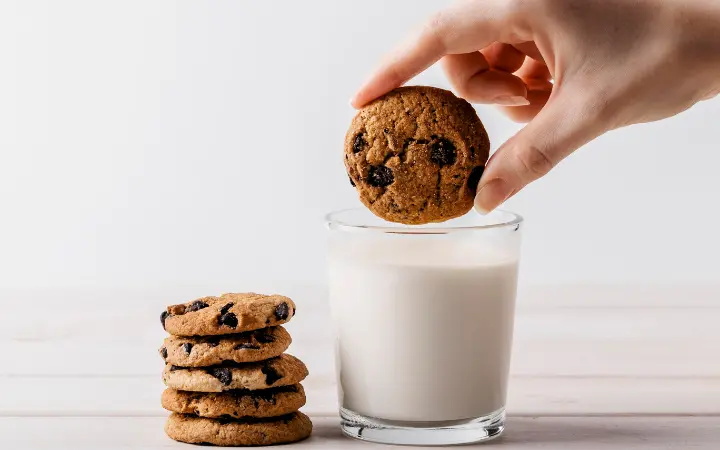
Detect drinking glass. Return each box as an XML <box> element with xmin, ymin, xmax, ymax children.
<box><xmin>326</xmin><ymin>208</ymin><xmax>523</xmax><ymax>445</ymax></box>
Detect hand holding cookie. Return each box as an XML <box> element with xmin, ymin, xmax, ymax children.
<box><xmin>352</xmin><ymin>0</ymin><xmax>720</xmax><ymax>214</ymax></box>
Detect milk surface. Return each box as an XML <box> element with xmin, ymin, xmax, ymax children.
<box><xmin>328</xmin><ymin>238</ymin><xmax>518</xmax><ymax>422</ymax></box>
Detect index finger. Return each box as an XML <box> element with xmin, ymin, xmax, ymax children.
<box><xmin>350</xmin><ymin>1</ymin><xmax>515</xmax><ymax>108</ymax></box>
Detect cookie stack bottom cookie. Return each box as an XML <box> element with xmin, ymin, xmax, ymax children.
<box><xmin>165</xmin><ymin>412</ymin><xmax>313</xmax><ymax>447</ymax></box>
<box><xmin>159</xmin><ymin>293</ymin><xmax>312</xmax><ymax>446</ymax></box>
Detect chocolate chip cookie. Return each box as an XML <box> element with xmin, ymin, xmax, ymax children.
<box><xmin>159</xmin><ymin>326</ymin><xmax>291</xmax><ymax>367</ymax></box>
<box><xmin>165</xmin><ymin>411</ymin><xmax>312</xmax><ymax>446</ymax></box>
<box><xmin>162</xmin><ymin>354</ymin><xmax>308</xmax><ymax>392</ymax></box>
<box><xmin>161</xmin><ymin>384</ymin><xmax>306</xmax><ymax>419</ymax></box>
<box><xmin>345</xmin><ymin>86</ymin><xmax>490</xmax><ymax>224</ymax></box>
<box><xmin>161</xmin><ymin>293</ymin><xmax>295</xmax><ymax>336</ymax></box>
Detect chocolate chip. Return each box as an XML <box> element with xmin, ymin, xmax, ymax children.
<box><xmin>470</xmin><ymin>146</ymin><xmax>476</xmax><ymax>159</ymax></box>
<box><xmin>251</xmin><ymin>390</ymin><xmax>278</xmax><ymax>405</ymax></box>
<box><xmin>430</xmin><ymin>138</ymin><xmax>457</xmax><ymax>167</ymax></box>
<box><xmin>160</xmin><ymin>311</ymin><xmax>170</xmax><ymax>330</ymax></box>
<box><xmin>209</xmin><ymin>367</ymin><xmax>233</xmax><ymax>385</ymax></box>
<box><xmin>367</xmin><ymin>165</ymin><xmax>394</xmax><ymax>187</ymax></box>
<box><xmin>352</xmin><ymin>133</ymin><xmax>367</xmax><ymax>153</ymax></box>
<box><xmin>186</xmin><ymin>300</ymin><xmax>209</xmax><ymax>313</ymax></box>
<box><xmin>349</xmin><ymin>174</ymin><xmax>356</xmax><ymax>187</ymax></box>
<box><xmin>234</xmin><ymin>342</ymin><xmax>260</xmax><ymax>350</ymax></box>
<box><xmin>261</xmin><ymin>364</ymin><xmax>282</xmax><ymax>385</ymax></box>
<box><xmin>255</xmin><ymin>331</ymin><xmax>275</xmax><ymax>344</ymax></box>
<box><xmin>274</xmin><ymin>302</ymin><xmax>290</xmax><ymax>321</ymax></box>
<box><xmin>183</xmin><ymin>343</ymin><xmax>193</xmax><ymax>354</ymax></box>
<box><xmin>467</xmin><ymin>166</ymin><xmax>485</xmax><ymax>194</ymax></box>
<box><xmin>218</xmin><ymin>312</ymin><xmax>238</xmax><ymax>328</ymax></box>
<box><xmin>160</xmin><ymin>347</ymin><xmax>168</xmax><ymax>360</ymax></box>
<box><xmin>217</xmin><ymin>303</ymin><xmax>236</xmax><ymax>327</ymax></box>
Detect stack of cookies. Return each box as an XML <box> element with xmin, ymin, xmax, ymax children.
<box><xmin>159</xmin><ymin>293</ymin><xmax>312</xmax><ymax>446</ymax></box>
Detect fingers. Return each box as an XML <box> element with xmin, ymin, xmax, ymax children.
<box><xmin>442</xmin><ymin>52</ymin><xmax>529</xmax><ymax>105</ymax></box>
<box><xmin>442</xmin><ymin>45</ymin><xmax>553</xmax><ymax>109</ymax></box>
<box><xmin>499</xmin><ymin>88</ymin><xmax>551</xmax><ymax>122</ymax></box>
<box><xmin>351</xmin><ymin>1</ymin><xmax>515</xmax><ymax>108</ymax></box>
<box><xmin>499</xmin><ymin>58</ymin><xmax>554</xmax><ymax>121</ymax></box>
<box><xmin>511</xmin><ymin>42</ymin><xmax>546</xmax><ymax>64</ymax></box>
<box><xmin>474</xmin><ymin>92</ymin><xmax>608</xmax><ymax>214</ymax></box>
<box><xmin>515</xmin><ymin>58</ymin><xmax>553</xmax><ymax>90</ymax></box>
<box><xmin>483</xmin><ymin>43</ymin><xmax>526</xmax><ymax>72</ymax></box>
<box><xmin>350</xmin><ymin>25</ymin><xmax>447</xmax><ymax>108</ymax></box>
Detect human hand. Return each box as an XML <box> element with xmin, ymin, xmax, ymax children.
<box><xmin>352</xmin><ymin>0</ymin><xmax>720</xmax><ymax>213</ymax></box>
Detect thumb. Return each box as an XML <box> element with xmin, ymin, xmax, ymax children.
<box><xmin>474</xmin><ymin>91</ymin><xmax>607</xmax><ymax>214</ymax></box>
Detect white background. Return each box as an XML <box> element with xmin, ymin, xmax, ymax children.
<box><xmin>2</xmin><ymin>0</ymin><xmax>720</xmax><ymax>293</ymax></box>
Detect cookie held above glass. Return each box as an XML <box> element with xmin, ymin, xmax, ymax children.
<box><xmin>345</xmin><ymin>86</ymin><xmax>490</xmax><ymax>225</ymax></box>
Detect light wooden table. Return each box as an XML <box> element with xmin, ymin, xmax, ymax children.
<box><xmin>2</xmin><ymin>416</ymin><xmax>718</xmax><ymax>449</ymax></box>
<box><xmin>1</xmin><ymin>286</ymin><xmax>718</xmax><ymax>448</ymax></box>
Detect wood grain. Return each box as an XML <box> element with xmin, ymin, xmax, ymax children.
<box><xmin>1</xmin><ymin>286</ymin><xmax>718</xmax><ymax>416</ymax></box>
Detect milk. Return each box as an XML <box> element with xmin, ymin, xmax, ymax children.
<box><xmin>328</xmin><ymin>237</ymin><xmax>519</xmax><ymax>422</ymax></box>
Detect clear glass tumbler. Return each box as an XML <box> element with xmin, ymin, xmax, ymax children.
<box><xmin>326</xmin><ymin>208</ymin><xmax>523</xmax><ymax>446</ymax></box>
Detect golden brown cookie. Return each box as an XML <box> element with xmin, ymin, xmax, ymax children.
<box><xmin>161</xmin><ymin>293</ymin><xmax>295</xmax><ymax>336</ymax></box>
<box><xmin>161</xmin><ymin>384</ymin><xmax>306</xmax><ymax>419</ymax></box>
<box><xmin>159</xmin><ymin>326</ymin><xmax>291</xmax><ymax>367</ymax></box>
<box><xmin>162</xmin><ymin>354</ymin><xmax>309</xmax><ymax>392</ymax></box>
<box><xmin>345</xmin><ymin>86</ymin><xmax>490</xmax><ymax>224</ymax></box>
<box><xmin>164</xmin><ymin>411</ymin><xmax>312</xmax><ymax>446</ymax></box>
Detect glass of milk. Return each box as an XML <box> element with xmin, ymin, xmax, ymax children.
<box><xmin>326</xmin><ymin>208</ymin><xmax>523</xmax><ymax>446</ymax></box>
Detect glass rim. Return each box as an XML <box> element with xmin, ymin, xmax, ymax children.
<box><xmin>325</xmin><ymin>208</ymin><xmax>523</xmax><ymax>235</ymax></box>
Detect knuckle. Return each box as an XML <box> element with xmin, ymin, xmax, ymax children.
<box><xmin>426</xmin><ymin>11</ymin><xmax>447</xmax><ymax>33</ymax></box>
<box><xmin>513</xmin><ymin>145</ymin><xmax>555</xmax><ymax>180</ymax></box>
<box><xmin>422</xmin><ymin>12</ymin><xmax>449</xmax><ymax>52</ymax></box>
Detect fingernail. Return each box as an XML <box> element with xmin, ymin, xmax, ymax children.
<box><xmin>474</xmin><ymin>178</ymin><xmax>515</xmax><ymax>214</ymax></box>
<box><xmin>493</xmin><ymin>95</ymin><xmax>530</xmax><ymax>106</ymax></box>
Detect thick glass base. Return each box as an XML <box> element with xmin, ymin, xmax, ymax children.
<box><xmin>339</xmin><ymin>407</ymin><xmax>505</xmax><ymax>446</ymax></box>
